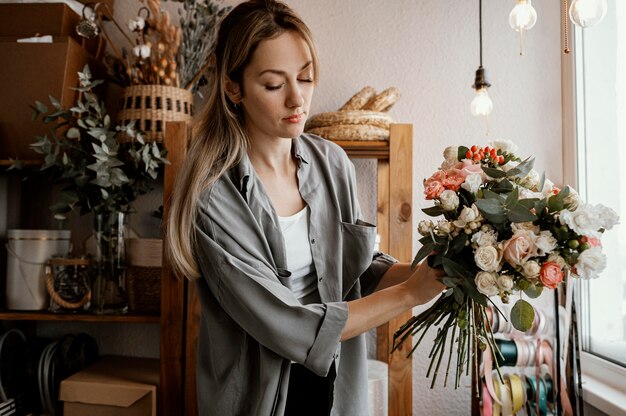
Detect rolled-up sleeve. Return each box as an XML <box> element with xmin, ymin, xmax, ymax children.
<box><xmin>195</xmin><ymin>209</ymin><xmax>347</xmax><ymax>377</ymax></box>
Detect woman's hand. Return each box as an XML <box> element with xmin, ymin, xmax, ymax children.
<box><xmin>401</xmin><ymin>260</ymin><xmax>447</xmax><ymax>307</ymax></box>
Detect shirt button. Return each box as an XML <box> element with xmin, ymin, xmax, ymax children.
<box><xmin>318</xmin><ymin>276</ymin><xmax>323</xmax><ymax>282</ymax></box>
<box><xmin>311</xmin><ymin>238</ymin><xmax>316</xmax><ymax>244</ymax></box>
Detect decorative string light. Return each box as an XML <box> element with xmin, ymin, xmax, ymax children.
<box><xmin>509</xmin><ymin>0</ymin><xmax>537</xmax><ymax>55</ymax></box>
<box><xmin>471</xmin><ymin>0</ymin><xmax>493</xmax><ymax>118</ymax></box>
<box><xmin>569</xmin><ymin>0</ymin><xmax>607</xmax><ymax>28</ymax></box>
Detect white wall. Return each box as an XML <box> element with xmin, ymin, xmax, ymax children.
<box><xmin>279</xmin><ymin>1</ymin><xmax>563</xmax><ymax>414</ymax></box>
<box><xmin>111</xmin><ymin>0</ymin><xmax>564</xmax><ymax>413</ymax></box>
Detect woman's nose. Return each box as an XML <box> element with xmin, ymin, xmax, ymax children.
<box><xmin>286</xmin><ymin>84</ymin><xmax>305</xmax><ymax>108</ymax></box>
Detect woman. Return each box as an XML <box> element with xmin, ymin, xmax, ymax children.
<box><xmin>166</xmin><ymin>1</ymin><xmax>446</xmax><ymax>415</ymax></box>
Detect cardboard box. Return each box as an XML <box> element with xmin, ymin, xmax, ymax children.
<box><xmin>60</xmin><ymin>356</ymin><xmax>159</xmax><ymax>416</ymax></box>
<box><xmin>0</xmin><ymin>36</ymin><xmax>99</xmax><ymax>160</ymax></box>
<box><xmin>0</xmin><ymin>3</ymin><xmax>104</xmax><ymax>57</ymax></box>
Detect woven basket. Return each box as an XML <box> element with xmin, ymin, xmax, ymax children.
<box><xmin>307</xmin><ymin>124</ymin><xmax>389</xmax><ymax>141</ymax></box>
<box><xmin>117</xmin><ymin>85</ymin><xmax>194</xmax><ymax>142</ymax></box>
<box><xmin>126</xmin><ymin>238</ymin><xmax>162</xmax><ymax>314</ymax></box>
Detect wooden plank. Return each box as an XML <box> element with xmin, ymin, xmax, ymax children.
<box><xmin>160</xmin><ymin>121</ymin><xmax>189</xmax><ymax>416</ymax></box>
<box><xmin>335</xmin><ymin>140</ymin><xmax>389</xmax><ymax>159</ymax></box>
<box><xmin>184</xmin><ymin>281</ymin><xmax>201</xmax><ymax>416</ymax></box>
<box><xmin>0</xmin><ymin>311</ymin><xmax>159</xmax><ymax>323</ymax></box>
<box><xmin>376</xmin><ymin>160</ymin><xmax>391</xmax><ymax>363</ymax></box>
<box><xmin>387</xmin><ymin>124</ymin><xmax>413</xmax><ymax>416</ymax></box>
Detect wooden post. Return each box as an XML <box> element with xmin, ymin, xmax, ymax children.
<box><xmin>377</xmin><ymin>124</ymin><xmax>414</xmax><ymax>416</ymax></box>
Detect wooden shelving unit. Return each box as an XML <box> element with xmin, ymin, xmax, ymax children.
<box><xmin>0</xmin><ymin>310</ymin><xmax>159</xmax><ymax>323</ymax></box>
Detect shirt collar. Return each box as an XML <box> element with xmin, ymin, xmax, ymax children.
<box><xmin>235</xmin><ymin>136</ymin><xmax>310</xmax><ymax>194</ymax></box>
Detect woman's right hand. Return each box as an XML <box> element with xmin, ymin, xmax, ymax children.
<box><xmin>402</xmin><ymin>260</ymin><xmax>446</xmax><ymax>307</ymax></box>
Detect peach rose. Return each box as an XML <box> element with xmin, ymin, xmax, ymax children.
<box><xmin>424</xmin><ymin>170</ymin><xmax>447</xmax><ymax>186</ymax></box>
<box><xmin>449</xmin><ymin>159</ymin><xmax>486</xmax><ymax>180</ymax></box>
<box><xmin>502</xmin><ymin>230</ymin><xmax>536</xmax><ymax>266</ymax></box>
<box><xmin>424</xmin><ymin>181</ymin><xmax>444</xmax><ymax>199</ymax></box>
<box><xmin>442</xmin><ymin>174</ymin><xmax>465</xmax><ymax>191</ymax></box>
<box><xmin>539</xmin><ymin>262</ymin><xmax>563</xmax><ymax>289</ymax></box>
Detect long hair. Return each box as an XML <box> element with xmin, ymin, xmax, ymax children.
<box><xmin>166</xmin><ymin>0</ymin><xmax>319</xmax><ymax>279</ymax></box>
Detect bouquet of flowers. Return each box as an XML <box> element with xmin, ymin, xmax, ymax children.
<box><xmin>392</xmin><ymin>140</ymin><xmax>619</xmax><ymax>389</ymax></box>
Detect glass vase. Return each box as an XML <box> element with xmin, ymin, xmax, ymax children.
<box><xmin>92</xmin><ymin>211</ymin><xmax>128</xmax><ymax>314</ymax></box>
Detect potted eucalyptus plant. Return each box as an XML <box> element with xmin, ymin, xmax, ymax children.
<box><xmin>19</xmin><ymin>65</ymin><xmax>169</xmax><ymax>314</ymax></box>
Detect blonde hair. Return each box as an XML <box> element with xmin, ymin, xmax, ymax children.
<box><xmin>166</xmin><ymin>0</ymin><xmax>319</xmax><ymax>279</ymax></box>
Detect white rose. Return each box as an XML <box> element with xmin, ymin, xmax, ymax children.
<box><xmin>547</xmin><ymin>253</ymin><xmax>567</xmax><ymax>269</ymax></box>
<box><xmin>418</xmin><ymin>220</ymin><xmax>434</xmax><ymax>236</ymax></box>
<box><xmin>461</xmin><ymin>173</ymin><xmax>483</xmax><ymax>194</ymax></box>
<box><xmin>497</xmin><ymin>274</ymin><xmax>514</xmax><ymax>292</ymax></box>
<box><xmin>511</xmin><ymin>221</ymin><xmax>540</xmax><ymax>234</ymax></box>
<box><xmin>441</xmin><ymin>146</ymin><xmax>459</xmax><ymax>170</ymax></box>
<box><xmin>436</xmin><ymin>220</ymin><xmax>455</xmax><ymax>235</ymax></box>
<box><xmin>575</xmin><ymin>247</ymin><xmax>607</xmax><ymax>279</ymax></box>
<box><xmin>471</xmin><ymin>230</ymin><xmax>498</xmax><ymax>248</ymax></box>
<box><xmin>534</xmin><ymin>231</ymin><xmax>557</xmax><ymax>256</ymax></box>
<box><xmin>439</xmin><ymin>189</ymin><xmax>459</xmax><ymax>211</ymax></box>
<box><xmin>596</xmin><ymin>204</ymin><xmax>620</xmax><ymax>231</ymax></box>
<box><xmin>454</xmin><ymin>204</ymin><xmax>482</xmax><ymax>228</ymax></box>
<box><xmin>488</xmin><ymin>139</ymin><xmax>518</xmax><ymax>154</ymax></box>
<box><xmin>520</xmin><ymin>169</ymin><xmax>541</xmax><ymax>190</ymax></box>
<box><xmin>559</xmin><ymin>205</ymin><xmax>603</xmax><ymax>237</ymax></box>
<box><xmin>522</xmin><ymin>260</ymin><xmax>541</xmax><ymax>279</ymax></box>
<box><xmin>474</xmin><ymin>246</ymin><xmax>502</xmax><ymax>272</ymax></box>
<box><xmin>475</xmin><ymin>271</ymin><xmax>499</xmax><ymax>296</ymax></box>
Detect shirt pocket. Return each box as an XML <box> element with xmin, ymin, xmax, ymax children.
<box><xmin>340</xmin><ymin>220</ymin><xmax>376</xmax><ymax>298</ymax></box>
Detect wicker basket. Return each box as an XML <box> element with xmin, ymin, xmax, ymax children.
<box><xmin>126</xmin><ymin>238</ymin><xmax>162</xmax><ymax>314</ymax></box>
<box><xmin>117</xmin><ymin>85</ymin><xmax>193</xmax><ymax>142</ymax></box>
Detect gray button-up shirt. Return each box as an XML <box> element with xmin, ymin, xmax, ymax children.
<box><xmin>194</xmin><ymin>133</ymin><xmax>397</xmax><ymax>416</ymax></box>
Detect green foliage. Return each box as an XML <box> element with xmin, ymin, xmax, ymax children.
<box><xmin>23</xmin><ymin>65</ymin><xmax>169</xmax><ymax>219</ymax></box>
<box><xmin>510</xmin><ymin>299</ymin><xmax>535</xmax><ymax>332</ymax></box>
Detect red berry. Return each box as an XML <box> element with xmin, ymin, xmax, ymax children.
<box><xmin>498</xmin><ymin>155</ymin><xmax>505</xmax><ymax>164</ymax></box>
<box><xmin>479</xmin><ymin>151</ymin><xmax>485</xmax><ymax>160</ymax></box>
<box><xmin>473</xmin><ymin>154</ymin><xmax>481</xmax><ymax>162</ymax></box>
<box><xmin>471</xmin><ymin>145</ymin><xmax>478</xmax><ymax>152</ymax></box>
<box><xmin>484</xmin><ymin>146</ymin><xmax>490</xmax><ymax>153</ymax></box>
<box><xmin>466</xmin><ymin>150</ymin><xmax>473</xmax><ymax>159</ymax></box>
<box><xmin>490</xmin><ymin>149</ymin><xmax>497</xmax><ymax>158</ymax></box>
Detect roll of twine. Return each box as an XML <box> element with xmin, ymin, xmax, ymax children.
<box><xmin>338</xmin><ymin>86</ymin><xmax>377</xmax><ymax>111</ymax></box>
<box><xmin>45</xmin><ymin>259</ymin><xmax>91</xmax><ymax>310</ymax></box>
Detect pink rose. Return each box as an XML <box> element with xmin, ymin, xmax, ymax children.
<box><xmin>448</xmin><ymin>159</ymin><xmax>486</xmax><ymax>180</ymax></box>
<box><xmin>441</xmin><ymin>174</ymin><xmax>465</xmax><ymax>191</ymax></box>
<box><xmin>424</xmin><ymin>170</ymin><xmax>446</xmax><ymax>186</ymax></box>
<box><xmin>424</xmin><ymin>181</ymin><xmax>444</xmax><ymax>200</ymax></box>
<box><xmin>539</xmin><ymin>262</ymin><xmax>563</xmax><ymax>289</ymax></box>
<box><xmin>502</xmin><ymin>230</ymin><xmax>536</xmax><ymax>266</ymax></box>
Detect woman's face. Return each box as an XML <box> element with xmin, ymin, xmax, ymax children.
<box><xmin>238</xmin><ymin>30</ymin><xmax>315</xmax><ymax>142</ymax></box>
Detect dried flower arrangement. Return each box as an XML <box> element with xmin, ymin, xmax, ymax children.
<box><xmin>88</xmin><ymin>0</ymin><xmax>230</xmax><ymax>91</ymax></box>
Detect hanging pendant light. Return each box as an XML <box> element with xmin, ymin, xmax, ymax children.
<box><xmin>569</xmin><ymin>0</ymin><xmax>607</xmax><ymax>28</ymax></box>
<box><xmin>471</xmin><ymin>0</ymin><xmax>493</xmax><ymax>117</ymax></box>
<box><xmin>509</xmin><ymin>0</ymin><xmax>537</xmax><ymax>55</ymax></box>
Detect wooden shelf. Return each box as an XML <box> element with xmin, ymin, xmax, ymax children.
<box><xmin>0</xmin><ymin>310</ymin><xmax>160</xmax><ymax>323</ymax></box>
<box><xmin>333</xmin><ymin>140</ymin><xmax>389</xmax><ymax>159</ymax></box>
<box><xmin>0</xmin><ymin>159</ymin><xmax>43</xmax><ymax>167</ymax></box>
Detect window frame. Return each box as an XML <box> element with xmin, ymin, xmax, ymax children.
<box><xmin>562</xmin><ymin>3</ymin><xmax>626</xmax><ymax>413</ymax></box>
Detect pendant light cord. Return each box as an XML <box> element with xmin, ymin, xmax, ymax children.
<box><xmin>479</xmin><ymin>0</ymin><xmax>483</xmax><ymax>67</ymax></box>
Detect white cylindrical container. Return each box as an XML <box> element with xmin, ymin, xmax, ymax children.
<box><xmin>5</xmin><ymin>229</ymin><xmax>71</xmax><ymax>310</ymax></box>
<box><xmin>367</xmin><ymin>359</ymin><xmax>388</xmax><ymax>416</ymax></box>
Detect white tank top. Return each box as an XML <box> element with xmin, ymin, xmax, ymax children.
<box><xmin>277</xmin><ymin>206</ymin><xmax>318</xmax><ymax>300</ymax></box>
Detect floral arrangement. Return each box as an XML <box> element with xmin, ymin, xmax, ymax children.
<box><xmin>98</xmin><ymin>0</ymin><xmax>230</xmax><ymax>90</ymax></box>
<box><xmin>393</xmin><ymin>139</ymin><xmax>619</xmax><ymax>389</ymax></box>
<box><xmin>17</xmin><ymin>65</ymin><xmax>168</xmax><ymax>219</ymax></box>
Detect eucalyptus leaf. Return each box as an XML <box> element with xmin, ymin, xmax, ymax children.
<box><xmin>538</xmin><ymin>171</ymin><xmax>546</xmax><ymax>193</ymax></box>
<box><xmin>510</xmin><ymin>299</ymin><xmax>535</xmax><ymax>332</ymax></box>
<box><xmin>524</xmin><ymin>285</ymin><xmax>543</xmax><ymax>299</ymax></box>
<box><xmin>460</xmin><ymin>278</ymin><xmax>488</xmax><ymax>307</ymax></box>
<box><xmin>504</xmin><ymin>186</ymin><xmax>519</xmax><ymax>208</ymax></box>
<box><xmin>507</xmin><ymin>204</ymin><xmax>538</xmax><ymax>223</ymax></box>
<box><xmin>442</xmin><ymin>277</ymin><xmax>460</xmax><ymax>288</ymax></box>
<box><xmin>475</xmin><ymin>198</ymin><xmax>505</xmax><ymax>216</ymax></box>
<box><xmin>422</xmin><ymin>206</ymin><xmax>446</xmax><ymax>217</ymax></box>
<box><xmin>412</xmin><ymin>243</ymin><xmax>435</xmax><ymax>269</ymax></box>
<box><xmin>441</xmin><ymin>257</ymin><xmax>472</xmax><ymax>279</ymax></box>
<box><xmin>453</xmin><ymin>287</ymin><xmax>465</xmax><ymax>305</ymax></box>
<box><xmin>458</xmin><ymin>146</ymin><xmax>469</xmax><ymax>161</ymax></box>
<box><xmin>482</xmin><ymin>166</ymin><xmax>507</xmax><ymax>178</ymax></box>
<box><xmin>66</xmin><ymin>127</ymin><xmax>80</xmax><ymax>139</ymax></box>
<box><xmin>506</xmin><ymin>157</ymin><xmax>535</xmax><ymax>178</ymax></box>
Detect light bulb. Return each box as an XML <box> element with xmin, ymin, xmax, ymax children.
<box><xmin>569</xmin><ymin>0</ymin><xmax>607</xmax><ymax>28</ymax></box>
<box><xmin>509</xmin><ymin>0</ymin><xmax>537</xmax><ymax>31</ymax></box>
<box><xmin>471</xmin><ymin>88</ymin><xmax>493</xmax><ymax>117</ymax></box>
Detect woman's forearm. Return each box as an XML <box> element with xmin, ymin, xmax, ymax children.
<box><xmin>340</xmin><ymin>283</ymin><xmax>412</xmax><ymax>341</ymax></box>
<box><xmin>372</xmin><ymin>262</ymin><xmax>413</xmax><ymax>291</ymax></box>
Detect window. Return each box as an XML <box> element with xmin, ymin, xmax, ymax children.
<box><xmin>572</xmin><ymin>0</ymin><xmax>626</xmax><ymax>370</ymax></box>
<box><xmin>569</xmin><ymin>2</ymin><xmax>626</xmax><ymax>412</ymax></box>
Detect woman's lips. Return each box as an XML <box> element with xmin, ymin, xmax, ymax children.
<box><xmin>283</xmin><ymin>113</ymin><xmax>304</xmax><ymax>123</ymax></box>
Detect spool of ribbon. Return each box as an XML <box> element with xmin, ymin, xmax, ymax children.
<box><xmin>495</xmin><ymin>339</ymin><xmax>518</xmax><ymax>367</ymax></box>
